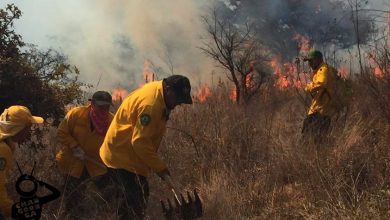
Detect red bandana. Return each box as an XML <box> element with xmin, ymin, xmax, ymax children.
<box><xmin>90</xmin><ymin>106</ymin><xmax>109</xmax><ymax>136</ymax></box>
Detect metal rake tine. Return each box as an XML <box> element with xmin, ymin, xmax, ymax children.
<box><xmin>187</xmin><ymin>191</ymin><xmax>193</xmax><ymax>203</ymax></box>
<box><xmin>180</xmin><ymin>193</ymin><xmax>187</xmax><ymax>204</ymax></box>
<box><xmin>194</xmin><ymin>189</ymin><xmax>203</xmax><ymax>217</ymax></box>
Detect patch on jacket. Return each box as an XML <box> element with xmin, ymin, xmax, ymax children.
<box><xmin>0</xmin><ymin>157</ymin><xmax>6</xmax><ymax>170</ymax></box>
<box><xmin>140</xmin><ymin>114</ymin><xmax>151</xmax><ymax>126</ymax></box>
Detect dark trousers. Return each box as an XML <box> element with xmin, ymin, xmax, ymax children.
<box><xmin>63</xmin><ymin>168</ymin><xmax>112</xmax><ymax>212</ymax></box>
<box><xmin>109</xmin><ymin>168</ymin><xmax>149</xmax><ymax>220</ymax></box>
<box><xmin>302</xmin><ymin>112</ymin><xmax>331</xmax><ymax>134</ymax></box>
<box><xmin>302</xmin><ymin>112</ymin><xmax>331</xmax><ymax>143</ymax></box>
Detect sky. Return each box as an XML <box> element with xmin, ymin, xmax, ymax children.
<box><xmin>0</xmin><ymin>0</ymin><xmax>388</xmax><ymax>91</ymax></box>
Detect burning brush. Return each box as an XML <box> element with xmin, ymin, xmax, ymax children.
<box><xmin>161</xmin><ymin>189</ymin><xmax>203</xmax><ymax>220</ymax></box>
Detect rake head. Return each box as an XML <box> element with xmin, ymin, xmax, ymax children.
<box><xmin>161</xmin><ymin>189</ymin><xmax>203</xmax><ymax>220</ymax></box>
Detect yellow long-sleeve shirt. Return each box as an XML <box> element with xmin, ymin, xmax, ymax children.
<box><xmin>0</xmin><ymin>140</ymin><xmax>15</xmax><ymax>217</ymax></box>
<box><xmin>305</xmin><ymin>62</ymin><xmax>338</xmax><ymax>117</ymax></box>
<box><xmin>56</xmin><ymin>106</ymin><xmax>113</xmax><ymax>178</ymax></box>
<box><xmin>100</xmin><ymin>81</ymin><xmax>168</xmax><ymax>177</ymax></box>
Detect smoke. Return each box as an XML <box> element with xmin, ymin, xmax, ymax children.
<box><xmin>1</xmin><ymin>0</ymin><xmax>216</xmax><ymax>91</ymax></box>
<box><xmin>1</xmin><ymin>0</ymin><xmax>387</xmax><ymax>90</ymax></box>
<box><xmin>218</xmin><ymin>0</ymin><xmax>380</xmax><ymax>60</ymax></box>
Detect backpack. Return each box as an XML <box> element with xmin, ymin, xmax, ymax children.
<box><xmin>329</xmin><ymin>66</ymin><xmax>353</xmax><ymax>111</ymax></box>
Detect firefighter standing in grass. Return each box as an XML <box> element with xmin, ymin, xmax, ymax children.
<box><xmin>302</xmin><ymin>50</ymin><xmax>339</xmax><ymax>141</ymax></box>
<box><xmin>100</xmin><ymin>75</ymin><xmax>193</xmax><ymax>219</ymax></box>
<box><xmin>56</xmin><ymin>91</ymin><xmax>114</xmax><ymax>213</ymax></box>
<box><xmin>0</xmin><ymin>106</ymin><xmax>44</xmax><ymax>218</ymax></box>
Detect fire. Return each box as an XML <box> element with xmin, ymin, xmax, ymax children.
<box><xmin>245</xmin><ymin>73</ymin><xmax>254</xmax><ymax>90</ymax></box>
<box><xmin>195</xmin><ymin>83</ymin><xmax>212</xmax><ymax>103</ymax></box>
<box><xmin>112</xmin><ymin>88</ymin><xmax>128</xmax><ymax>103</ymax></box>
<box><xmin>269</xmin><ymin>56</ymin><xmax>308</xmax><ymax>90</ymax></box>
<box><xmin>374</xmin><ymin>67</ymin><xmax>384</xmax><ymax>78</ymax></box>
<box><xmin>338</xmin><ymin>66</ymin><xmax>349</xmax><ymax>79</ymax></box>
<box><xmin>230</xmin><ymin>89</ymin><xmax>236</xmax><ymax>101</ymax></box>
<box><xmin>293</xmin><ymin>33</ymin><xmax>312</xmax><ymax>54</ymax></box>
<box><xmin>270</xmin><ymin>57</ymin><xmax>290</xmax><ymax>89</ymax></box>
<box><xmin>143</xmin><ymin>59</ymin><xmax>155</xmax><ymax>84</ymax></box>
<box><xmin>368</xmin><ymin>53</ymin><xmax>385</xmax><ymax>79</ymax></box>
<box><xmin>229</xmin><ymin>74</ymin><xmax>255</xmax><ymax>102</ymax></box>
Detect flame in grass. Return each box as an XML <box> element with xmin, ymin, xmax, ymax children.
<box><xmin>368</xmin><ymin>53</ymin><xmax>385</xmax><ymax>79</ymax></box>
<box><xmin>230</xmin><ymin>89</ymin><xmax>237</xmax><ymax>101</ymax></box>
<box><xmin>112</xmin><ymin>88</ymin><xmax>128</xmax><ymax>103</ymax></box>
<box><xmin>337</xmin><ymin>66</ymin><xmax>349</xmax><ymax>79</ymax></box>
<box><xmin>229</xmin><ymin>74</ymin><xmax>256</xmax><ymax>101</ymax></box>
<box><xmin>270</xmin><ymin>57</ymin><xmax>291</xmax><ymax>89</ymax></box>
<box><xmin>195</xmin><ymin>83</ymin><xmax>212</xmax><ymax>103</ymax></box>
<box><xmin>374</xmin><ymin>67</ymin><xmax>384</xmax><ymax>78</ymax></box>
<box><xmin>270</xmin><ymin>56</ymin><xmax>309</xmax><ymax>90</ymax></box>
<box><xmin>143</xmin><ymin>59</ymin><xmax>155</xmax><ymax>84</ymax></box>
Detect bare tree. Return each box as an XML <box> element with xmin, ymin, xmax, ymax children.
<box><xmin>200</xmin><ymin>10</ymin><xmax>268</xmax><ymax>104</ymax></box>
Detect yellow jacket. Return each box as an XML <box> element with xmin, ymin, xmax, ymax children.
<box><xmin>56</xmin><ymin>106</ymin><xmax>113</xmax><ymax>178</ymax></box>
<box><xmin>100</xmin><ymin>81</ymin><xmax>168</xmax><ymax>177</ymax></box>
<box><xmin>0</xmin><ymin>140</ymin><xmax>15</xmax><ymax>217</ymax></box>
<box><xmin>305</xmin><ymin>62</ymin><xmax>338</xmax><ymax>117</ymax></box>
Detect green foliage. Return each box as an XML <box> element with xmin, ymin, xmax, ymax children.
<box><xmin>0</xmin><ymin>4</ymin><xmax>87</xmax><ymax>123</ymax></box>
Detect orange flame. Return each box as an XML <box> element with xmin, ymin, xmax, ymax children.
<box><xmin>112</xmin><ymin>88</ymin><xmax>128</xmax><ymax>103</ymax></box>
<box><xmin>143</xmin><ymin>59</ymin><xmax>155</xmax><ymax>84</ymax></box>
<box><xmin>195</xmin><ymin>83</ymin><xmax>212</xmax><ymax>103</ymax></box>
<box><xmin>271</xmin><ymin>57</ymin><xmax>289</xmax><ymax>89</ymax></box>
<box><xmin>229</xmin><ymin>74</ymin><xmax>255</xmax><ymax>102</ymax></box>
<box><xmin>230</xmin><ymin>88</ymin><xmax>237</xmax><ymax>101</ymax></box>
<box><xmin>338</xmin><ymin>66</ymin><xmax>349</xmax><ymax>79</ymax></box>
<box><xmin>368</xmin><ymin>53</ymin><xmax>385</xmax><ymax>79</ymax></box>
<box><xmin>374</xmin><ymin>67</ymin><xmax>384</xmax><ymax>78</ymax></box>
<box><xmin>270</xmin><ymin>56</ymin><xmax>307</xmax><ymax>89</ymax></box>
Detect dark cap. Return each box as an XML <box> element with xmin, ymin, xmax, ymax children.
<box><xmin>164</xmin><ymin>75</ymin><xmax>193</xmax><ymax>104</ymax></box>
<box><xmin>303</xmin><ymin>50</ymin><xmax>323</xmax><ymax>61</ymax></box>
<box><xmin>89</xmin><ymin>91</ymin><xmax>113</xmax><ymax>106</ymax></box>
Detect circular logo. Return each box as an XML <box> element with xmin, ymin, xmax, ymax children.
<box><xmin>140</xmin><ymin>114</ymin><xmax>151</xmax><ymax>126</ymax></box>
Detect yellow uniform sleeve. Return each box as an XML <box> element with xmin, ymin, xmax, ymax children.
<box><xmin>57</xmin><ymin>110</ymin><xmax>78</xmax><ymax>149</ymax></box>
<box><xmin>0</xmin><ymin>151</ymin><xmax>14</xmax><ymax>217</ymax></box>
<box><xmin>131</xmin><ymin>105</ymin><xmax>167</xmax><ymax>173</ymax></box>
<box><xmin>305</xmin><ymin>66</ymin><xmax>328</xmax><ymax>94</ymax></box>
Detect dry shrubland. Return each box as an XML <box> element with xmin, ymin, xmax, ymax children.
<box><xmin>7</xmin><ymin>62</ymin><xmax>390</xmax><ymax>220</ymax></box>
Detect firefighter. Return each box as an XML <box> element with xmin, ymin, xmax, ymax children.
<box><xmin>0</xmin><ymin>105</ymin><xmax>44</xmax><ymax>218</ymax></box>
<box><xmin>302</xmin><ymin>50</ymin><xmax>338</xmax><ymax>141</ymax></box>
<box><xmin>56</xmin><ymin>91</ymin><xmax>114</xmax><ymax>213</ymax></box>
<box><xmin>100</xmin><ymin>75</ymin><xmax>193</xmax><ymax>219</ymax></box>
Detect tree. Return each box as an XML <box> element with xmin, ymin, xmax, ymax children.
<box><xmin>200</xmin><ymin>10</ymin><xmax>269</xmax><ymax>104</ymax></box>
<box><xmin>0</xmin><ymin>4</ymin><xmax>86</xmax><ymax>123</ymax></box>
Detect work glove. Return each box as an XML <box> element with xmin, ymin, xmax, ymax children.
<box><xmin>72</xmin><ymin>147</ymin><xmax>85</xmax><ymax>160</ymax></box>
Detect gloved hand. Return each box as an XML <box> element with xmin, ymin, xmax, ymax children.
<box><xmin>72</xmin><ymin>147</ymin><xmax>85</xmax><ymax>160</ymax></box>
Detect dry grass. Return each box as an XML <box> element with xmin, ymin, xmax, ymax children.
<box><xmin>6</xmin><ymin>67</ymin><xmax>390</xmax><ymax>219</ymax></box>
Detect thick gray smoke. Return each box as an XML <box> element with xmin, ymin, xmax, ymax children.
<box><xmin>1</xmin><ymin>0</ymin><xmax>386</xmax><ymax>90</ymax></box>
<box><xmin>217</xmin><ymin>0</ymin><xmax>378</xmax><ymax>59</ymax></box>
